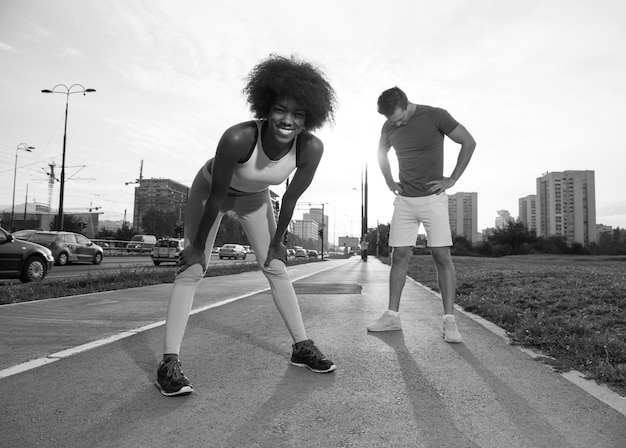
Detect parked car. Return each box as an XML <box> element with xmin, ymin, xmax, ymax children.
<box><xmin>151</xmin><ymin>238</ymin><xmax>185</xmax><ymax>266</ymax></box>
<box><xmin>11</xmin><ymin>229</ymin><xmax>39</xmax><ymax>241</ymax></box>
<box><xmin>294</xmin><ymin>248</ymin><xmax>308</xmax><ymax>259</ymax></box>
<box><xmin>286</xmin><ymin>248</ymin><xmax>296</xmax><ymax>258</ymax></box>
<box><xmin>126</xmin><ymin>234</ymin><xmax>157</xmax><ymax>253</ymax></box>
<box><xmin>308</xmin><ymin>250</ymin><xmax>320</xmax><ymax>259</ymax></box>
<box><xmin>29</xmin><ymin>231</ymin><xmax>104</xmax><ymax>265</ymax></box>
<box><xmin>0</xmin><ymin>227</ymin><xmax>55</xmax><ymax>282</ymax></box>
<box><xmin>219</xmin><ymin>244</ymin><xmax>247</xmax><ymax>260</ymax></box>
<box><xmin>211</xmin><ymin>245</ymin><xmax>221</xmax><ymax>254</ymax></box>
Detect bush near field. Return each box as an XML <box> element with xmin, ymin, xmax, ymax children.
<box><xmin>380</xmin><ymin>254</ymin><xmax>626</xmax><ymax>397</ymax></box>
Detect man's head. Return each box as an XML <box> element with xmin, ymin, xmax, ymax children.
<box><xmin>377</xmin><ymin>87</ymin><xmax>408</xmax><ymax>117</ymax></box>
<box><xmin>378</xmin><ymin>87</ymin><xmax>412</xmax><ymax>127</ymax></box>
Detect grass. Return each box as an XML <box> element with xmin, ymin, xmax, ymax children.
<box><xmin>380</xmin><ymin>254</ymin><xmax>626</xmax><ymax>396</ymax></box>
<box><xmin>0</xmin><ymin>262</ymin><xmax>261</xmax><ymax>305</ymax></box>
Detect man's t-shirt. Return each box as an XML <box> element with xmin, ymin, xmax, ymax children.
<box><xmin>379</xmin><ymin>105</ymin><xmax>458</xmax><ymax>197</ymax></box>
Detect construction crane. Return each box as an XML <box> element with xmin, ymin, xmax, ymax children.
<box><xmin>125</xmin><ymin>159</ymin><xmax>144</xmax><ymax>186</ymax></box>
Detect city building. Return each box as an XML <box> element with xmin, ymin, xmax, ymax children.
<box><xmin>303</xmin><ymin>207</ymin><xmax>328</xmax><ymax>248</ymax></box>
<box><xmin>518</xmin><ymin>194</ymin><xmax>538</xmax><ymax>233</ymax></box>
<box><xmin>536</xmin><ymin>170</ymin><xmax>596</xmax><ymax>245</ymax></box>
<box><xmin>448</xmin><ymin>192</ymin><xmax>479</xmax><ymax>243</ymax></box>
<box><xmin>596</xmin><ymin>223</ymin><xmax>613</xmax><ymax>242</ymax></box>
<box><xmin>131</xmin><ymin>178</ymin><xmax>189</xmax><ymax>233</ymax></box>
<box><xmin>495</xmin><ymin>210</ymin><xmax>513</xmax><ymax>229</ymax></box>
<box><xmin>0</xmin><ymin>201</ymin><xmax>101</xmax><ymax>238</ymax></box>
<box><xmin>293</xmin><ymin>219</ymin><xmax>319</xmax><ymax>241</ymax></box>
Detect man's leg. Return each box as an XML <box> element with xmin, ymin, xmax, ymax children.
<box><xmin>429</xmin><ymin>246</ymin><xmax>456</xmax><ymax>315</ymax></box>
<box><xmin>388</xmin><ymin>246</ymin><xmax>413</xmax><ymax>311</ymax></box>
<box><xmin>430</xmin><ymin>246</ymin><xmax>462</xmax><ymax>342</ymax></box>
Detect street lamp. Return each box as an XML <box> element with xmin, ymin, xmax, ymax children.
<box><xmin>11</xmin><ymin>143</ymin><xmax>35</xmax><ymax>232</ymax></box>
<box><xmin>41</xmin><ymin>84</ymin><xmax>96</xmax><ymax>230</ymax></box>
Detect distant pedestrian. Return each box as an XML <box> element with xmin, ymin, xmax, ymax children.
<box><xmin>367</xmin><ymin>87</ymin><xmax>476</xmax><ymax>342</ymax></box>
<box><xmin>157</xmin><ymin>55</ymin><xmax>338</xmax><ymax>397</ymax></box>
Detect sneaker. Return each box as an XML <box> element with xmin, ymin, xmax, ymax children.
<box><xmin>156</xmin><ymin>357</ymin><xmax>194</xmax><ymax>396</ymax></box>
<box><xmin>291</xmin><ymin>340</ymin><xmax>337</xmax><ymax>373</ymax></box>
<box><xmin>367</xmin><ymin>311</ymin><xmax>402</xmax><ymax>332</ymax></box>
<box><xmin>443</xmin><ymin>315</ymin><xmax>463</xmax><ymax>343</ymax></box>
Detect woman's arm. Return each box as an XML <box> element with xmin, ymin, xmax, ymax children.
<box><xmin>264</xmin><ymin>132</ymin><xmax>323</xmax><ymax>266</ymax></box>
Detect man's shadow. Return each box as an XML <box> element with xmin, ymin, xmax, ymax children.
<box><xmin>368</xmin><ymin>331</ymin><xmax>480</xmax><ymax>448</ymax></box>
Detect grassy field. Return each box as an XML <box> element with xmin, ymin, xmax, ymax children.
<box><xmin>381</xmin><ymin>254</ymin><xmax>626</xmax><ymax>396</ymax></box>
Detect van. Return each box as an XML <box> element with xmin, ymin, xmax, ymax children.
<box><xmin>151</xmin><ymin>237</ymin><xmax>184</xmax><ymax>265</ymax></box>
<box><xmin>126</xmin><ymin>234</ymin><xmax>157</xmax><ymax>253</ymax></box>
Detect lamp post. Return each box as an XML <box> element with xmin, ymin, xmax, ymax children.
<box><xmin>11</xmin><ymin>143</ymin><xmax>35</xmax><ymax>232</ymax></box>
<box><xmin>41</xmin><ymin>84</ymin><xmax>96</xmax><ymax>230</ymax></box>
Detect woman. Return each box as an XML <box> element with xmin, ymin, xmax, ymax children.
<box><xmin>157</xmin><ymin>55</ymin><xmax>338</xmax><ymax>396</ymax></box>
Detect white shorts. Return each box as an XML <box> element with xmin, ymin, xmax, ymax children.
<box><xmin>389</xmin><ymin>194</ymin><xmax>452</xmax><ymax>248</ymax></box>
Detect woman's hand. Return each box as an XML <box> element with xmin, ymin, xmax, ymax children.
<box><xmin>264</xmin><ymin>242</ymin><xmax>288</xmax><ymax>267</ymax></box>
<box><xmin>177</xmin><ymin>245</ymin><xmax>206</xmax><ymax>274</ymax></box>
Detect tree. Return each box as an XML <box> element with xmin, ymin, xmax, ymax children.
<box><xmin>141</xmin><ymin>207</ymin><xmax>178</xmax><ymax>238</ymax></box>
<box><xmin>488</xmin><ymin>219</ymin><xmax>536</xmax><ymax>255</ymax></box>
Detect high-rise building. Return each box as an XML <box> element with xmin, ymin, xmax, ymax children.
<box><xmin>293</xmin><ymin>219</ymin><xmax>319</xmax><ymax>241</ymax></box>
<box><xmin>518</xmin><ymin>195</ymin><xmax>538</xmax><ymax>233</ymax></box>
<box><xmin>304</xmin><ymin>207</ymin><xmax>328</xmax><ymax>248</ymax></box>
<box><xmin>448</xmin><ymin>192</ymin><xmax>479</xmax><ymax>243</ymax></box>
<box><xmin>132</xmin><ymin>178</ymin><xmax>189</xmax><ymax>232</ymax></box>
<box><xmin>536</xmin><ymin>170</ymin><xmax>596</xmax><ymax>245</ymax></box>
<box><xmin>495</xmin><ymin>210</ymin><xmax>512</xmax><ymax>229</ymax></box>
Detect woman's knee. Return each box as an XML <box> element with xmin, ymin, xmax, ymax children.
<box><xmin>261</xmin><ymin>259</ymin><xmax>290</xmax><ymax>280</ymax></box>
<box><xmin>174</xmin><ymin>263</ymin><xmax>205</xmax><ymax>285</ymax></box>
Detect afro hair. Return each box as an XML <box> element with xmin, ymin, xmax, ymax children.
<box><xmin>243</xmin><ymin>54</ymin><xmax>337</xmax><ymax>131</ymax></box>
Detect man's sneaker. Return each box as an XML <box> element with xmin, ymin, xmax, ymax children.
<box><xmin>291</xmin><ymin>340</ymin><xmax>337</xmax><ymax>373</ymax></box>
<box><xmin>156</xmin><ymin>357</ymin><xmax>194</xmax><ymax>396</ymax></box>
<box><xmin>367</xmin><ymin>311</ymin><xmax>402</xmax><ymax>332</ymax></box>
<box><xmin>443</xmin><ymin>315</ymin><xmax>463</xmax><ymax>343</ymax></box>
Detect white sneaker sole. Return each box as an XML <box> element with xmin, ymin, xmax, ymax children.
<box><xmin>290</xmin><ymin>361</ymin><xmax>337</xmax><ymax>373</ymax></box>
<box><xmin>156</xmin><ymin>382</ymin><xmax>194</xmax><ymax>396</ymax></box>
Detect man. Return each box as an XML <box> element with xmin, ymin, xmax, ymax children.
<box><xmin>367</xmin><ymin>87</ymin><xmax>476</xmax><ymax>343</ymax></box>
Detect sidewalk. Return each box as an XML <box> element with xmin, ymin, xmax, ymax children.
<box><xmin>1</xmin><ymin>257</ymin><xmax>625</xmax><ymax>448</ymax></box>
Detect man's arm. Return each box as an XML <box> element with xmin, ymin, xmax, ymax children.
<box><xmin>377</xmin><ymin>133</ymin><xmax>403</xmax><ymax>195</ymax></box>
<box><xmin>427</xmin><ymin>123</ymin><xmax>476</xmax><ymax>195</ymax></box>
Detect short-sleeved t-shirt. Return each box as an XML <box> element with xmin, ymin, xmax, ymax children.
<box><xmin>379</xmin><ymin>105</ymin><xmax>458</xmax><ymax>197</ymax></box>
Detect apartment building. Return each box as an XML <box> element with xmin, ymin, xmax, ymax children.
<box><xmin>518</xmin><ymin>195</ymin><xmax>538</xmax><ymax>233</ymax></box>
<box><xmin>132</xmin><ymin>178</ymin><xmax>189</xmax><ymax>233</ymax></box>
<box><xmin>448</xmin><ymin>192</ymin><xmax>479</xmax><ymax>243</ymax></box>
<box><xmin>536</xmin><ymin>170</ymin><xmax>596</xmax><ymax>245</ymax></box>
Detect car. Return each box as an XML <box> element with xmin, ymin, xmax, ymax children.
<box><xmin>28</xmin><ymin>231</ymin><xmax>104</xmax><ymax>266</ymax></box>
<box><xmin>219</xmin><ymin>243</ymin><xmax>247</xmax><ymax>260</ymax></box>
<box><xmin>151</xmin><ymin>238</ymin><xmax>185</xmax><ymax>266</ymax></box>
<box><xmin>308</xmin><ymin>250</ymin><xmax>320</xmax><ymax>259</ymax></box>
<box><xmin>211</xmin><ymin>245</ymin><xmax>221</xmax><ymax>254</ymax></box>
<box><xmin>286</xmin><ymin>248</ymin><xmax>296</xmax><ymax>258</ymax></box>
<box><xmin>126</xmin><ymin>234</ymin><xmax>157</xmax><ymax>253</ymax></box>
<box><xmin>11</xmin><ymin>229</ymin><xmax>39</xmax><ymax>241</ymax></box>
<box><xmin>0</xmin><ymin>227</ymin><xmax>55</xmax><ymax>283</ymax></box>
<box><xmin>294</xmin><ymin>248</ymin><xmax>308</xmax><ymax>259</ymax></box>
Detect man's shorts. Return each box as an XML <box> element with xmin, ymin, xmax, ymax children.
<box><xmin>388</xmin><ymin>193</ymin><xmax>452</xmax><ymax>248</ymax></box>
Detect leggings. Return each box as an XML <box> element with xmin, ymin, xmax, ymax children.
<box><xmin>163</xmin><ymin>169</ymin><xmax>307</xmax><ymax>355</ymax></box>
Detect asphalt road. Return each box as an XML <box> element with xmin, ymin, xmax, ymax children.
<box><xmin>1</xmin><ymin>257</ymin><xmax>625</xmax><ymax>447</ymax></box>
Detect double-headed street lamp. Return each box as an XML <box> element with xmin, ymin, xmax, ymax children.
<box><xmin>41</xmin><ymin>84</ymin><xmax>96</xmax><ymax>230</ymax></box>
<box><xmin>11</xmin><ymin>143</ymin><xmax>35</xmax><ymax>232</ymax></box>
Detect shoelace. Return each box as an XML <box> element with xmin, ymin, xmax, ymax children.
<box><xmin>300</xmin><ymin>343</ymin><xmax>325</xmax><ymax>360</ymax></box>
<box><xmin>164</xmin><ymin>359</ymin><xmax>184</xmax><ymax>380</ymax></box>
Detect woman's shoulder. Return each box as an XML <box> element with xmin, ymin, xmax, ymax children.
<box><xmin>222</xmin><ymin>120</ymin><xmax>258</xmax><ymax>142</ymax></box>
<box><xmin>296</xmin><ymin>130</ymin><xmax>323</xmax><ymax>151</ymax></box>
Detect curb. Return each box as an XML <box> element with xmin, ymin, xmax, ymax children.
<box><xmin>408</xmin><ymin>277</ymin><xmax>626</xmax><ymax>417</ymax></box>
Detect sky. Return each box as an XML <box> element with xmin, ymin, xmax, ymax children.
<box><xmin>1</xmin><ymin>0</ymin><xmax>625</xmax><ymax>244</ymax></box>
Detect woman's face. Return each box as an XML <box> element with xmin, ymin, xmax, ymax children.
<box><xmin>267</xmin><ymin>96</ymin><xmax>306</xmax><ymax>144</ymax></box>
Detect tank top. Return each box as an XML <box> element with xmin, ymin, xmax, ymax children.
<box><xmin>204</xmin><ymin>120</ymin><xmax>298</xmax><ymax>194</ymax></box>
